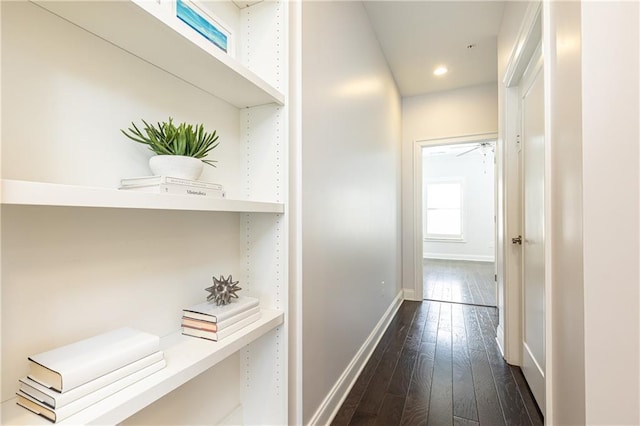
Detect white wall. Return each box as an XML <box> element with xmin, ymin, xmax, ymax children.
<box><xmin>300</xmin><ymin>2</ymin><xmax>402</xmax><ymax>423</ymax></box>
<box><xmin>1</xmin><ymin>2</ymin><xmax>246</xmax><ymax>422</ymax></box>
<box><xmin>422</xmin><ymin>149</ymin><xmax>495</xmax><ymax>261</ymax></box>
<box><xmin>581</xmin><ymin>2</ymin><xmax>639</xmax><ymax>424</ymax></box>
<box><xmin>544</xmin><ymin>1</ymin><xmax>586</xmax><ymax>423</ymax></box>
<box><xmin>402</xmin><ymin>84</ymin><xmax>498</xmax><ymax>296</ymax></box>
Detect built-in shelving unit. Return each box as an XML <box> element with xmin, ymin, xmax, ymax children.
<box><xmin>1</xmin><ymin>311</ymin><xmax>284</xmax><ymax>425</ymax></box>
<box><xmin>1</xmin><ymin>180</ymin><xmax>284</xmax><ymax>213</ymax></box>
<box><xmin>1</xmin><ymin>0</ymin><xmax>288</xmax><ymax>424</ymax></box>
<box><xmin>31</xmin><ymin>0</ymin><xmax>284</xmax><ymax>108</ymax></box>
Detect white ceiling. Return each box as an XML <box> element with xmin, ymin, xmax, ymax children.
<box><xmin>363</xmin><ymin>1</ymin><xmax>506</xmax><ymax>97</ymax></box>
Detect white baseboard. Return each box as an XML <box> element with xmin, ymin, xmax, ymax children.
<box><xmin>403</xmin><ymin>288</ymin><xmax>420</xmax><ymax>301</ymax></box>
<box><xmin>423</xmin><ymin>253</ymin><xmax>495</xmax><ymax>262</ymax></box>
<box><xmin>496</xmin><ymin>324</ymin><xmax>505</xmax><ymax>358</ymax></box>
<box><xmin>307</xmin><ymin>290</ymin><xmax>404</xmax><ymax>426</ymax></box>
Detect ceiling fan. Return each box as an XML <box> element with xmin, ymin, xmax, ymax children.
<box><xmin>456</xmin><ymin>141</ymin><xmax>495</xmax><ymax>157</ymax></box>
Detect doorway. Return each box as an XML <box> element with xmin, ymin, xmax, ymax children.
<box><xmin>415</xmin><ymin>134</ymin><xmax>498</xmax><ymax>307</ymax></box>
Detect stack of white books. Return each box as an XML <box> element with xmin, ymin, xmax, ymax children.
<box><xmin>119</xmin><ymin>176</ymin><xmax>225</xmax><ymax>198</ymax></box>
<box><xmin>16</xmin><ymin>327</ymin><xmax>165</xmax><ymax>423</ymax></box>
<box><xmin>182</xmin><ymin>297</ymin><xmax>261</xmax><ymax>342</ymax></box>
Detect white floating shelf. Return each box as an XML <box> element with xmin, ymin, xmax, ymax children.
<box><xmin>1</xmin><ymin>180</ymin><xmax>284</xmax><ymax>214</ymax></box>
<box><xmin>1</xmin><ymin>310</ymin><xmax>284</xmax><ymax>426</ymax></box>
<box><xmin>30</xmin><ymin>0</ymin><xmax>284</xmax><ymax>108</ymax></box>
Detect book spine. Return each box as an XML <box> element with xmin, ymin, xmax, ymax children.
<box><xmin>159</xmin><ymin>184</ymin><xmax>225</xmax><ymax>197</ymax></box>
<box><xmin>183</xmin><ymin>299</ymin><xmax>260</xmax><ymax>323</ymax></box>
<box><xmin>183</xmin><ymin>311</ymin><xmax>261</xmax><ymax>341</ymax></box>
<box><xmin>180</xmin><ymin>311</ymin><xmax>215</xmax><ymax>322</ymax></box>
<box><xmin>121</xmin><ymin>184</ymin><xmax>225</xmax><ymax>197</ymax></box>
<box><xmin>120</xmin><ymin>178</ymin><xmax>223</xmax><ymax>190</ymax></box>
<box><xmin>182</xmin><ymin>306</ymin><xmax>260</xmax><ymax>330</ymax></box>
<box><xmin>163</xmin><ymin>177</ymin><xmax>223</xmax><ymax>190</ymax></box>
<box><xmin>181</xmin><ymin>327</ymin><xmax>219</xmax><ymax>341</ymax></box>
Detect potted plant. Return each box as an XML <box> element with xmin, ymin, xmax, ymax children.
<box><xmin>121</xmin><ymin>117</ymin><xmax>220</xmax><ymax>180</ymax></box>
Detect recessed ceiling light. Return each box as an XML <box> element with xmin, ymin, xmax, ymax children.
<box><xmin>433</xmin><ymin>66</ymin><xmax>448</xmax><ymax>76</ymax></box>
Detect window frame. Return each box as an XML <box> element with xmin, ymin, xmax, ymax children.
<box><xmin>423</xmin><ymin>178</ymin><xmax>465</xmax><ymax>242</ymax></box>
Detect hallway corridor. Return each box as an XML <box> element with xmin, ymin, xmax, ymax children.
<box><xmin>332</xmin><ymin>301</ymin><xmax>543</xmax><ymax>426</ymax></box>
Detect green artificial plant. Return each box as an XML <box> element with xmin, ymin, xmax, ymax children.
<box><xmin>121</xmin><ymin>117</ymin><xmax>220</xmax><ymax>167</ymax></box>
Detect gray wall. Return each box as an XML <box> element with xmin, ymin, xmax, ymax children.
<box><xmin>300</xmin><ymin>2</ymin><xmax>402</xmax><ymax>422</ymax></box>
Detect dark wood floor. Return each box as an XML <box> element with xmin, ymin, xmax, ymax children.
<box><xmin>424</xmin><ymin>259</ymin><xmax>496</xmax><ymax>307</ymax></box>
<box><xmin>332</xmin><ymin>300</ymin><xmax>543</xmax><ymax>426</ymax></box>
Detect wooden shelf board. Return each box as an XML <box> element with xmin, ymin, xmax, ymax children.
<box><xmin>1</xmin><ymin>310</ymin><xmax>283</xmax><ymax>426</ymax></box>
<box><xmin>30</xmin><ymin>0</ymin><xmax>284</xmax><ymax>108</ymax></box>
<box><xmin>1</xmin><ymin>180</ymin><xmax>284</xmax><ymax>214</ymax></box>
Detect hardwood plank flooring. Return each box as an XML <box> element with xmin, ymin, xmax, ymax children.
<box><xmin>451</xmin><ymin>304</ymin><xmax>478</xmax><ymax>422</ymax></box>
<box><xmin>354</xmin><ymin>303</ymin><xmax>419</xmax><ymax>416</ymax></box>
<box><xmin>426</xmin><ymin>302</ymin><xmax>453</xmax><ymax>426</ymax></box>
<box><xmin>332</xmin><ymin>300</ymin><xmax>543</xmax><ymax>426</ymax></box>
<box><xmin>424</xmin><ymin>259</ymin><xmax>496</xmax><ymax>307</ymax></box>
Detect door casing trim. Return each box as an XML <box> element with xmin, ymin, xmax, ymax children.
<box><xmin>412</xmin><ymin>132</ymin><xmax>498</xmax><ymax>302</ymax></box>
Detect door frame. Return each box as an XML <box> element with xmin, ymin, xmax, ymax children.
<box><xmin>501</xmin><ymin>0</ymin><xmax>541</xmax><ymax>364</ymax></box>
<box><xmin>412</xmin><ymin>132</ymin><xmax>498</xmax><ymax>302</ymax></box>
<box><xmin>502</xmin><ymin>0</ymin><xmax>553</xmax><ymax>419</ymax></box>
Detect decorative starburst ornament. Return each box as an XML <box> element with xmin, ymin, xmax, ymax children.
<box><xmin>205</xmin><ymin>275</ymin><xmax>241</xmax><ymax>306</ymax></box>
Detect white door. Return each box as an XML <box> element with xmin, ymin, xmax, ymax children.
<box><xmin>520</xmin><ymin>46</ymin><xmax>545</xmax><ymax>414</ymax></box>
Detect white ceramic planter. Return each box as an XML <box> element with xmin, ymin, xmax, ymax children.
<box><xmin>149</xmin><ymin>155</ymin><xmax>204</xmax><ymax>180</ymax></box>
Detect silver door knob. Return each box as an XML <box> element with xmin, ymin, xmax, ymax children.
<box><xmin>512</xmin><ymin>235</ymin><xmax>522</xmax><ymax>245</ymax></box>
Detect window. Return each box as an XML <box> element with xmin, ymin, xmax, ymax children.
<box><xmin>425</xmin><ymin>180</ymin><xmax>463</xmax><ymax>240</ymax></box>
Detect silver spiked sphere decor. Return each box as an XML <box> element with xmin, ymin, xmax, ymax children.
<box><xmin>205</xmin><ymin>275</ymin><xmax>241</xmax><ymax>306</ymax></box>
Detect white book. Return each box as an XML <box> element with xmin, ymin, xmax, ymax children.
<box><xmin>182</xmin><ymin>311</ymin><xmax>262</xmax><ymax>341</ymax></box>
<box><xmin>182</xmin><ymin>297</ymin><xmax>260</xmax><ymax>323</ymax></box>
<box><xmin>120</xmin><ymin>175</ymin><xmax>223</xmax><ymax>190</ymax></box>
<box><xmin>28</xmin><ymin>327</ymin><xmax>160</xmax><ymax>392</ymax></box>
<box><xmin>181</xmin><ymin>305</ymin><xmax>260</xmax><ymax>331</ymax></box>
<box><xmin>16</xmin><ymin>359</ymin><xmax>166</xmax><ymax>423</ymax></box>
<box><xmin>119</xmin><ymin>183</ymin><xmax>225</xmax><ymax>198</ymax></box>
<box><xmin>19</xmin><ymin>351</ymin><xmax>164</xmax><ymax>408</ymax></box>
